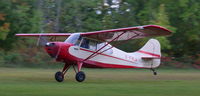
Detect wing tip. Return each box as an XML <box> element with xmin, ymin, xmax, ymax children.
<box><xmin>146</xmin><ymin>25</ymin><xmax>172</xmax><ymax>32</ymax></box>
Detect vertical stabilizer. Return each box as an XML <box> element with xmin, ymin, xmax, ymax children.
<box><xmin>136</xmin><ymin>39</ymin><xmax>161</xmax><ymax>68</ymax></box>
<box><xmin>139</xmin><ymin>39</ymin><xmax>161</xmax><ymax>57</ymax></box>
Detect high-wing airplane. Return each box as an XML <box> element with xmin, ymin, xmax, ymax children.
<box><xmin>16</xmin><ymin>25</ymin><xmax>172</xmax><ymax>82</ymax></box>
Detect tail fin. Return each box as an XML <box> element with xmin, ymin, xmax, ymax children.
<box><xmin>137</xmin><ymin>39</ymin><xmax>161</xmax><ymax>68</ymax></box>
<box><xmin>139</xmin><ymin>39</ymin><xmax>161</xmax><ymax>57</ymax></box>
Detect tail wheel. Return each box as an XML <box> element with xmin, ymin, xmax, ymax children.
<box><xmin>75</xmin><ymin>71</ymin><xmax>86</xmax><ymax>82</ymax></box>
<box><xmin>55</xmin><ymin>71</ymin><xmax>64</xmax><ymax>82</ymax></box>
<box><xmin>151</xmin><ymin>68</ymin><xmax>157</xmax><ymax>75</ymax></box>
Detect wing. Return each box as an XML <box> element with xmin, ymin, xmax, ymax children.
<box><xmin>16</xmin><ymin>33</ymin><xmax>72</xmax><ymax>41</ymax></box>
<box><xmin>80</xmin><ymin>25</ymin><xmax>172</xmax><ymax>42</ymax></box>
<box><xmin>16</xmin><ymin>25</ymin><xmax>171</xmax><ymax>42</ymax></box>
<box><xmin>16</xmin><ymin>33</ymin><xmax>71</xmax><ymax>37</ymax></box>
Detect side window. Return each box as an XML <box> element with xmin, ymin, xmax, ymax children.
<box><xmin>80</xmin><ymin>38</ymin><xmax>98</xmax><ymax>51</ymax></box>
<box><xmin>79</xmin><ymin>38</ymin><xmax>113</xmax><ymax>54</ymax></box>
<box><xmin>80</xmin><ymin>38</ymin><xmax>89</xmax><ymax>49</ymax></box>
<box><xmin>89</xmin><ymin>40</ymin><xmax>97</xmax><ymax>51</ymax></box>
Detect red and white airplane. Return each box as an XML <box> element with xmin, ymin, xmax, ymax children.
<box><xmin>16</xmin><ymin>25</ymin><xmax>172</xmax><ymax>82</ymax></box>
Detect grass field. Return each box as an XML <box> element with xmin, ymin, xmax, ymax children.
<box><xmin>0</xmin><ymin>67</ymin><xmax>200</xmax><ymax>96</ymax></box>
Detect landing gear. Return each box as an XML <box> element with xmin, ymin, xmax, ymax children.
<box><xmin>55</xmin><ymin>71</ymin><xmax>64</xmax><ymax>82</ymax></box>
<box><xmin>74</xmin><ymin>62</ymin><xmax>86</xmax><ymax>82</ymax></box>
<box><xmin>55</xmin><ymin>62</ymin><xmax>86</xmax><ymax>82</ymax></box>
<box><xmin>75</xmin><ymin>71</ymin><xmax>86</xmax><ymax>82</ymax></box>
<box><xmin>55</xmin><ymin>63</ymin><xmax>70</xmax><ymax>82</ymax></box>
<box><xmin>151</xmin><ymin>68</ymin><xmax>157</xmax><ymax>75</ymax></box>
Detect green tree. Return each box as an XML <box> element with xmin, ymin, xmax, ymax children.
<box><xmin>150</xmin><ymin>4</ymin><xmax>176</xmax><ymax>51</ymax></box>
<box><xmin>0</xmin><ymin>0</ymin><xmax>11</xmax><ymax>40</ymax></box>
<box><xmin>0</xmin><ymin>0</ymin><xmax>41</xmax><ymax>50</ymax></box>
<box><xmin>166</xmin><ymin>0</ymin><xmax>200</xmax><ymax>56</ymax></box>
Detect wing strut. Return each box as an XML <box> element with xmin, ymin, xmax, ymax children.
<box><xmin>82</xmin><ymin>31</ymin><xmax>127</xmax><ymax>62</ymax></box>
<box><xmin>88</xmin><ymin>33</ymin><xmax>140</xmax><ymax>59</ymax></box>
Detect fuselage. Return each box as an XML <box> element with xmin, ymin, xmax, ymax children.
<box><xmin>44</xmin><ymin>41</ymin><xmax>147</xmax><ymax>68</ymax></box>
<box><xmin>44</xmin><ymin>33</ymin><xmax>161</xmax><ymax>69</ymax></box>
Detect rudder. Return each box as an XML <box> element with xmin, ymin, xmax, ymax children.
<box><xmin>139</xmin><ymin>39</ymin><xmax>161</xmax><ymax>56</ymax></box>
<box><xmin>137</xmin><ymin>39</ymin><xmax>161</xmax><ymax>68</ymax></box>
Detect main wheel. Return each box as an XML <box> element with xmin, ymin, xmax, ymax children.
<box><xmin>153</xmin><ymin>71</ymin><xmax>157</xmax><ymax>75</ymax></box>
<box><xmin>75</xmin><ymin>71</ymin><xmax>86</xmax><ymax>82</ymax></box>
<box><xmin>55</xmin><ymin>71</ymin><xmax>64</xmax><ymax>82</ymax></box>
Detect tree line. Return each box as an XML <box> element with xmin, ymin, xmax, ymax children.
<box><xmin>0</xmin><ymin>0</ymin><xmax>200</xmax><ymax>67</ymax></box>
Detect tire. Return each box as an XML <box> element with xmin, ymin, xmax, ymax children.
<box><xmin>75</xmin><ymin>71</ymin><xmax>86</xmax><ymax>82</ymax></box>
<box><xmin>153</xmin><ymin>72</ymin><xmax>157</xmax><ymax>75</ymax></box>
<box><xmin>55</xmin><ymin>71</ymin><xmax>64</xmax><ymax>82</ymax></box>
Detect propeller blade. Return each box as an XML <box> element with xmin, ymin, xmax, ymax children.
<box><xmin>55</xmin><ymin>42</ymin><xmax>62</xmax><ymax>59</ymax></box>
<box><xmin>37</xmin><ymin>36</ymin><xmax>48</xmax><ymax>46</ymax></box>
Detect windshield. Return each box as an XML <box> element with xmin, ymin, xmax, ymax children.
<box><xmin>64</xmin><ymin>33</ymin><xmax>81</xmax><ymax>44</ymax></box>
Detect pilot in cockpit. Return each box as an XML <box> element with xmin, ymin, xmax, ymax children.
<box><xmin>80</xmin><ymin>38</ymin><xmax>89</xmax><ymax>49</ymax></box>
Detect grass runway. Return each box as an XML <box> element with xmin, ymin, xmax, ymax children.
<box><xmin>0</xmin><ymin>67</ymin><xmax>200</xmax><ymax>96</ymax></box>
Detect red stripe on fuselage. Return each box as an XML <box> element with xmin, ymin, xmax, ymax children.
<box><xmin>79</xmin><ymin>48</ymin><xmax>136</xmax><ymax>64</ymax></box>
<box><xmin>137</xmin><ymin>50</ymin><xmax>160</xmax><ymax>57</ymax></box>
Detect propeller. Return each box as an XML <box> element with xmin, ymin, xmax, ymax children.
<box><xmin>37</xmin><ymin>35</ymin><xmax>49</xmax><ymax>46</ymax></box>
<box><xmin>36</xmin><ymin>35</ymin><xmax>62</xmax><ymax>59</ymax></box>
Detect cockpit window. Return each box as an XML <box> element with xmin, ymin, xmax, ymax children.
<box><xmin>80</xmin><ymin>38</ymin><xmax>113</xmax><ymax>54</ymax></box>
<box><xmin>80</xmin><ymin>38</ymin><xmax>90</xmax><ymax>49</ymax></box>
<box><xmin>64</xmin><ymin>33</ymin><xmax>80</xmax><ymax>44</ymax></box>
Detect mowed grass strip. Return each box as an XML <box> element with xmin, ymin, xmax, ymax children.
<box><xmin>0</xmin><ymin>68</ymin><xmax>200</xmax><ymax>96</ymax></box>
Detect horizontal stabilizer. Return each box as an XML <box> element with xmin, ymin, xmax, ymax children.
<box><xmin>141</xmin><ymin>57</ymin><xmax>161</xmax><ymax>60</ymax></box>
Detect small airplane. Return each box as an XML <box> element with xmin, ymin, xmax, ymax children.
<box><xmin>16</xmin><ymin>25</ymin><xmax>172</xmax><ymax>82</ymax></box>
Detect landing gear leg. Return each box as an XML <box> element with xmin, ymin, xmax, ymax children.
<box><xmin>74</xmin><ymin>62</ymin><xmax>86</xmax><ymax>82</ymax></box>
<box><xmin>55</xmin><ymin>63</ymin><xmax>70</xmax><ymax>82</ymax></box>
<box><xmin>76</xmin><ymin>71</ymin><xmax>86</xmax><ymax>82</ymax></box>
<box><xmin>151</xmin><ymin>68</ymin><xmax>157</xmax><ymax>75</ymax></box>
